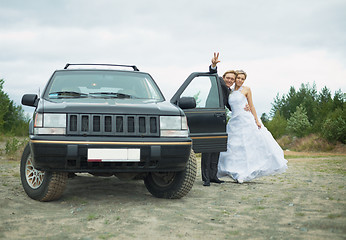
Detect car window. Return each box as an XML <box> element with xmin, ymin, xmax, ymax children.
<box><xmin>180</xmin><ymin>76</ymin><xmax>220</xmax><ymax>108</ymax></box>
<box><xmin>44</xmin><ymin>70</ymin><xmax>164</xmax><ymax>100</ymax></box>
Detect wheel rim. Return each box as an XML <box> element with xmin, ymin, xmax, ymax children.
<box><xmin>25</xmin><ymin>154</ymin><xmax>45</xmax><ymax>189</ymax></box>
<box><xmin>151</xmin><ymin>172</ymin><xmax>176</xmax><ymax>187</ymax></box>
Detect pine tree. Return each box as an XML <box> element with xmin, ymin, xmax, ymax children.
<box><xmin>286</xmin><ymin>104</ymin><xmax>311</xmax><ymax>137</ymax></box>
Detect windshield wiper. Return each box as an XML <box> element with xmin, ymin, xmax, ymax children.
<box><xmin>49</xmin><ymin>91</ymin><xmax>88</xmax><ymax>98</ymax></box>
<box><xmin>89</xmin><ymin>92</ymin><xmax>135</xmax><ymax>99</ymax></box>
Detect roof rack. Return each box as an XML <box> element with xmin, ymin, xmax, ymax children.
<box><xmin>64</xmin><ymin>63</ymin><xmax>140</xmax><ymax>71</ymax></box>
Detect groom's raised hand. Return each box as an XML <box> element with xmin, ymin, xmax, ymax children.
<box><xmin>211</xmin><ymin>52</ymin><xmax>220</xmax><ymax>68</ymax></box>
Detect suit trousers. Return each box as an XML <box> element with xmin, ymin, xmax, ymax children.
<box><xmin>201</xmin><ymin>152</ymin><xmax>220</xmax><ymax>182</ymax></box>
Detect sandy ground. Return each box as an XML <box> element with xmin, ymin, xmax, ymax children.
<box><xmin>0</xmin><ymin>151</ymin><xmax>345</xmax><ymax>240</ymax></box>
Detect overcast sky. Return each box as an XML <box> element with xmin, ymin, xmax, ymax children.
<box><xmin>1</xmin><ymin>0</ymin><xmax>345</xmax><ymax>116</ymax></box>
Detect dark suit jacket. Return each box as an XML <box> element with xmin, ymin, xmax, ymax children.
<box><xmin>209</xmin><ymin>65</ymin><xmax>231</xmax><ymax>111</ymax></box>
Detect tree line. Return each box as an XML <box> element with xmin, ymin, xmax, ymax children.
<box><xmin>261</xmin><ymin>82</ymin><xmax>345</xmax><ymax>143</ymax></box>
<box><xmin>1</xmin><ymin>77</ymin><xmax>345</xmax><ymax>144</ymax></box>
<box><xmin>0</xmin><ymin>79</ymin><xmax>29</xmax><ymax>136</ymax></box>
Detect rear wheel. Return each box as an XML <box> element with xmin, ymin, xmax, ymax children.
<box><xmin>20</xmin><ymin>144</ymin><xmax>68</xmax><ymax>201</ymax></box>
<box><xmin>144</xmin><ymin>149</ymin><xmax>197</xmax><ymax>199</ymax></box>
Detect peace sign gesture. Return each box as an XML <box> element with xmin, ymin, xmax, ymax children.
<box><xmin>211</xmin><ymin>52</ymin><xmax>220</xmax><ymax>68</ymax></box>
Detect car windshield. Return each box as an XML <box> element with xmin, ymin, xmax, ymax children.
<box><xmin>44</xmin><ymin>70</ymin><xmax>164</xmax><ymax>100</ymax></box>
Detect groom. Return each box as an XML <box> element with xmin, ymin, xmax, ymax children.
<box><xmin>201</xmin><ymin>53</ymin><xmax>249</xmax><ymax>186</ymax></box>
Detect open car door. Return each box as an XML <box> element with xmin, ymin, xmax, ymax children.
<box><xmin>171</xmin><ymin>72</ymin><xmax>227</xmax><ymax>153</ymax></box>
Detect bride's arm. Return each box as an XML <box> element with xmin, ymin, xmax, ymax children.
<box><xmin>244</xmin><ymin>87</ymin><xmax>261</xmax><ymax>128</ymax></box>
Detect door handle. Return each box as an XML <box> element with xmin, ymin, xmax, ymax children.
<box><xmin>214</xmin><ymin>113</ymin><xmax>225</xmax><ymax>118</ymax></box>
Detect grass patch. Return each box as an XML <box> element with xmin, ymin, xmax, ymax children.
<box><xmin>0</xmin><ymin>137</ymin><xmax>29</xmax><ymax>160</ymax></box>
<box><xmin>310</xmin><ymin>159</ymin><xmax>346</xmax><ymax>175</ymax></box>
<box><xmin>293</xmin><ymin>135</ymin><xmax>335</xmax><ymax>152</ymax></box>
<box><xmin>253</xmin><ymin>206</ymin><xmax>265</xmax><ymax>210</ymax></box>
<box><xmin>12</xmin><ymin>172</ymin><xmax>20</xmax><ymax>178</ymax></box>
<box><xmin>279</xmin><ymin>134</ymin><xmax>338</xmax><ymax>152</ymax></box>
<box><xmin>98</xmin><ymin>233</ymin><xmax>115</xmax><ymax>239</ymax></box>
<box><xmin>295</xmin><ymin>212</ymin><xmax>305</xmax><ymax>217</ymax></box>
<box><xmin>87</xmin><ymin>214</ymin><xmax>98</xmax><ymax>221</ymax></box>
<box><xmin>65</xmin><ymin>196</ymin><xmax>88</xmax><ymax>205</ymax></box>
<box><xmin>285</xmin><ymin>155</ymin><xmax>333</xmax><ymax>159</ymax></box>
<box><xmin>222</xmin><ymin>209</ymin><xmax>232</xmax><ymax>216</ymax></box>
<box><xmin>227</xmin><ymin>230</ymin><xmax>240</xmax><ymax>235</ymax></box>
<box><xmin>5</xmin><ymin>137</ymin><xmax>28</xmax><ymax>156</ymax></box>
<box><xmin>327</xmin><ymin>213</ymin><xmax>342</xmax><ymax>219</ymax></box>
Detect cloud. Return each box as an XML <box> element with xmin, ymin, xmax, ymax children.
<box><xmin>0</xmin><ymin>0</ymin><xmax>345</xmax><ymax>116</ymax></box>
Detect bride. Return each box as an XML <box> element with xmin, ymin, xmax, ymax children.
<box><xmin>216</xmin><ymin>61</ymin><xmax>287</xmax><ymax>183</ymax></box>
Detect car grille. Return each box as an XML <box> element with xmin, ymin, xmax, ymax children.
<box><xmin>67</xmin><ymin>114</ymin><xmax>159</xmax><ymax>136</ymax></box>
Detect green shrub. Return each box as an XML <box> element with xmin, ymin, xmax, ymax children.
<box><xmin>321</xmin><ymin>108</ymin><xmax>346</xmax><ymax>143</ymax></box>
<box><xmin>5</xmin><ymin>137</ymin><xmax>20</xmax><ymax>155</ymax></box>
<box><xmin>265</xmin><ymin>112</ymin><xmax>287</xmax><ymax>139</ymax></box>
<box><xmin>5</xmin><ymin>137</ymin><xmax>28</xmax><ymax>156</ymax></box>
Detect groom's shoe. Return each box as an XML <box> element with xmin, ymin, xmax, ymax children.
<box><xmin>210</xmin><ymin>178</ymin><xmax>224</xmax><ymax>184</ymax></box>
<box><xmin>203</xmin><ymin>180</ymin><xmax>210</xmax><ymax>186</ymax></box>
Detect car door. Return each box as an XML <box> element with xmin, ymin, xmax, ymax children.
<box><xmin>171</xmin><ymin>72</ymin><xmax>227</xmax><ymax>153</ymax></box>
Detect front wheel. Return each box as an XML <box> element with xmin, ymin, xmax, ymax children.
<box><xmin>20</xmin><ymin>144</ymin><xmax>68</xmax><ymax>201</ymax></box>
<box><xmin>144</xmin><ymin>149</ymin><xmax>197</xmax><ymax>199</ymax></box>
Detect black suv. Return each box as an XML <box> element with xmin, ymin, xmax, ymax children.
<box><xmin>21</xmin><ymin>64</ymin><xmax>228</xmax><ymax>201</ymax></box>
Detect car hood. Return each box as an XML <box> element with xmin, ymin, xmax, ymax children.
<box><xmin>36</xmin><ymin>98</ymin><xmax>183</xmax><ymax>115</ymax></box>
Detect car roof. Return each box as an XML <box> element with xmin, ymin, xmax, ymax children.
<box><xmin>63</xmin><ymin>64</ymin><xmax>140</xmax><ymax>71</ymax></box>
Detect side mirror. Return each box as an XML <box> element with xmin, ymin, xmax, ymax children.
<box><xmin>178</xmin><ymin>97</ymin><xmax>196</xmax><ymax>109</ymax></box>
<box><xmin>22</xmin><ymin>94</ymin><xmax>38</xmax><ymax>107</ymax></box>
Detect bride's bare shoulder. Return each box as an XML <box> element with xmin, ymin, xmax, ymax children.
<box><xmin>242</xmin><ymin>86</ymin><xmax>251</xmax><ymax>91</ymax></box>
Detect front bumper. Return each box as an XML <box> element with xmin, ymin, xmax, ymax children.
<box><xmin>29</xmin><ymin>135</ymin><xmax>192</xmax><ymax>173</ymax></box>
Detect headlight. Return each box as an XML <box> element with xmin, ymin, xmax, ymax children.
<box><xmin>34</xmin><ymin>113</ymin><xmax>66</xmax><ymax>135</ymax></box>
<box><xmin>160</xmin><ymin>116</ymin><xmax>188</xmax><ymax>137</ymax></box>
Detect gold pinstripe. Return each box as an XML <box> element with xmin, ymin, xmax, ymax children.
<box><xmin>190</xmin><ymin>136</ymin><xmax>227</xmax><ymax>140</ymax></box>
<box><xmin>184</xmin><ymin>110</ymin><xmax>225</xmax><ymax>114</ymax></box>
<box><xmin>30</xmin><ymin>140</ymin><xmax>192</xmax><ymax>145</ymax></box>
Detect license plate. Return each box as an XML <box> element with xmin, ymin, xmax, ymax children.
<box><xmin>87</xmin><ymin>148</ymin><xmax>140</xmax><ymax>162</ymax></box>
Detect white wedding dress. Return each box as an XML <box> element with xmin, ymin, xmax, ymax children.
<box><xmin>218</xmin><ymin>87</ymin><xmax>287</xmax><ymax>182</ymax></box>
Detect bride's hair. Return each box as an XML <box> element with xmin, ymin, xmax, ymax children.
<box><xmin>236</xmin><ymin>70</ymin><xmax>247</xmax><ymax>79</ymax></box>
<box><xmin>222</xmin><ymin>70</ymin><xmax>237</xmax><ymax>79</ymax></box>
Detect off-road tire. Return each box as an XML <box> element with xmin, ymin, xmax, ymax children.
<box><xmin>144</xmin><ymin>149</ymin><xmax>197</xmax><ymax>199</ymax></box>
<box><xmin>20</xmin><ymin>144</ymin><xmax>68</xmax><ymax>201</ymax></box>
